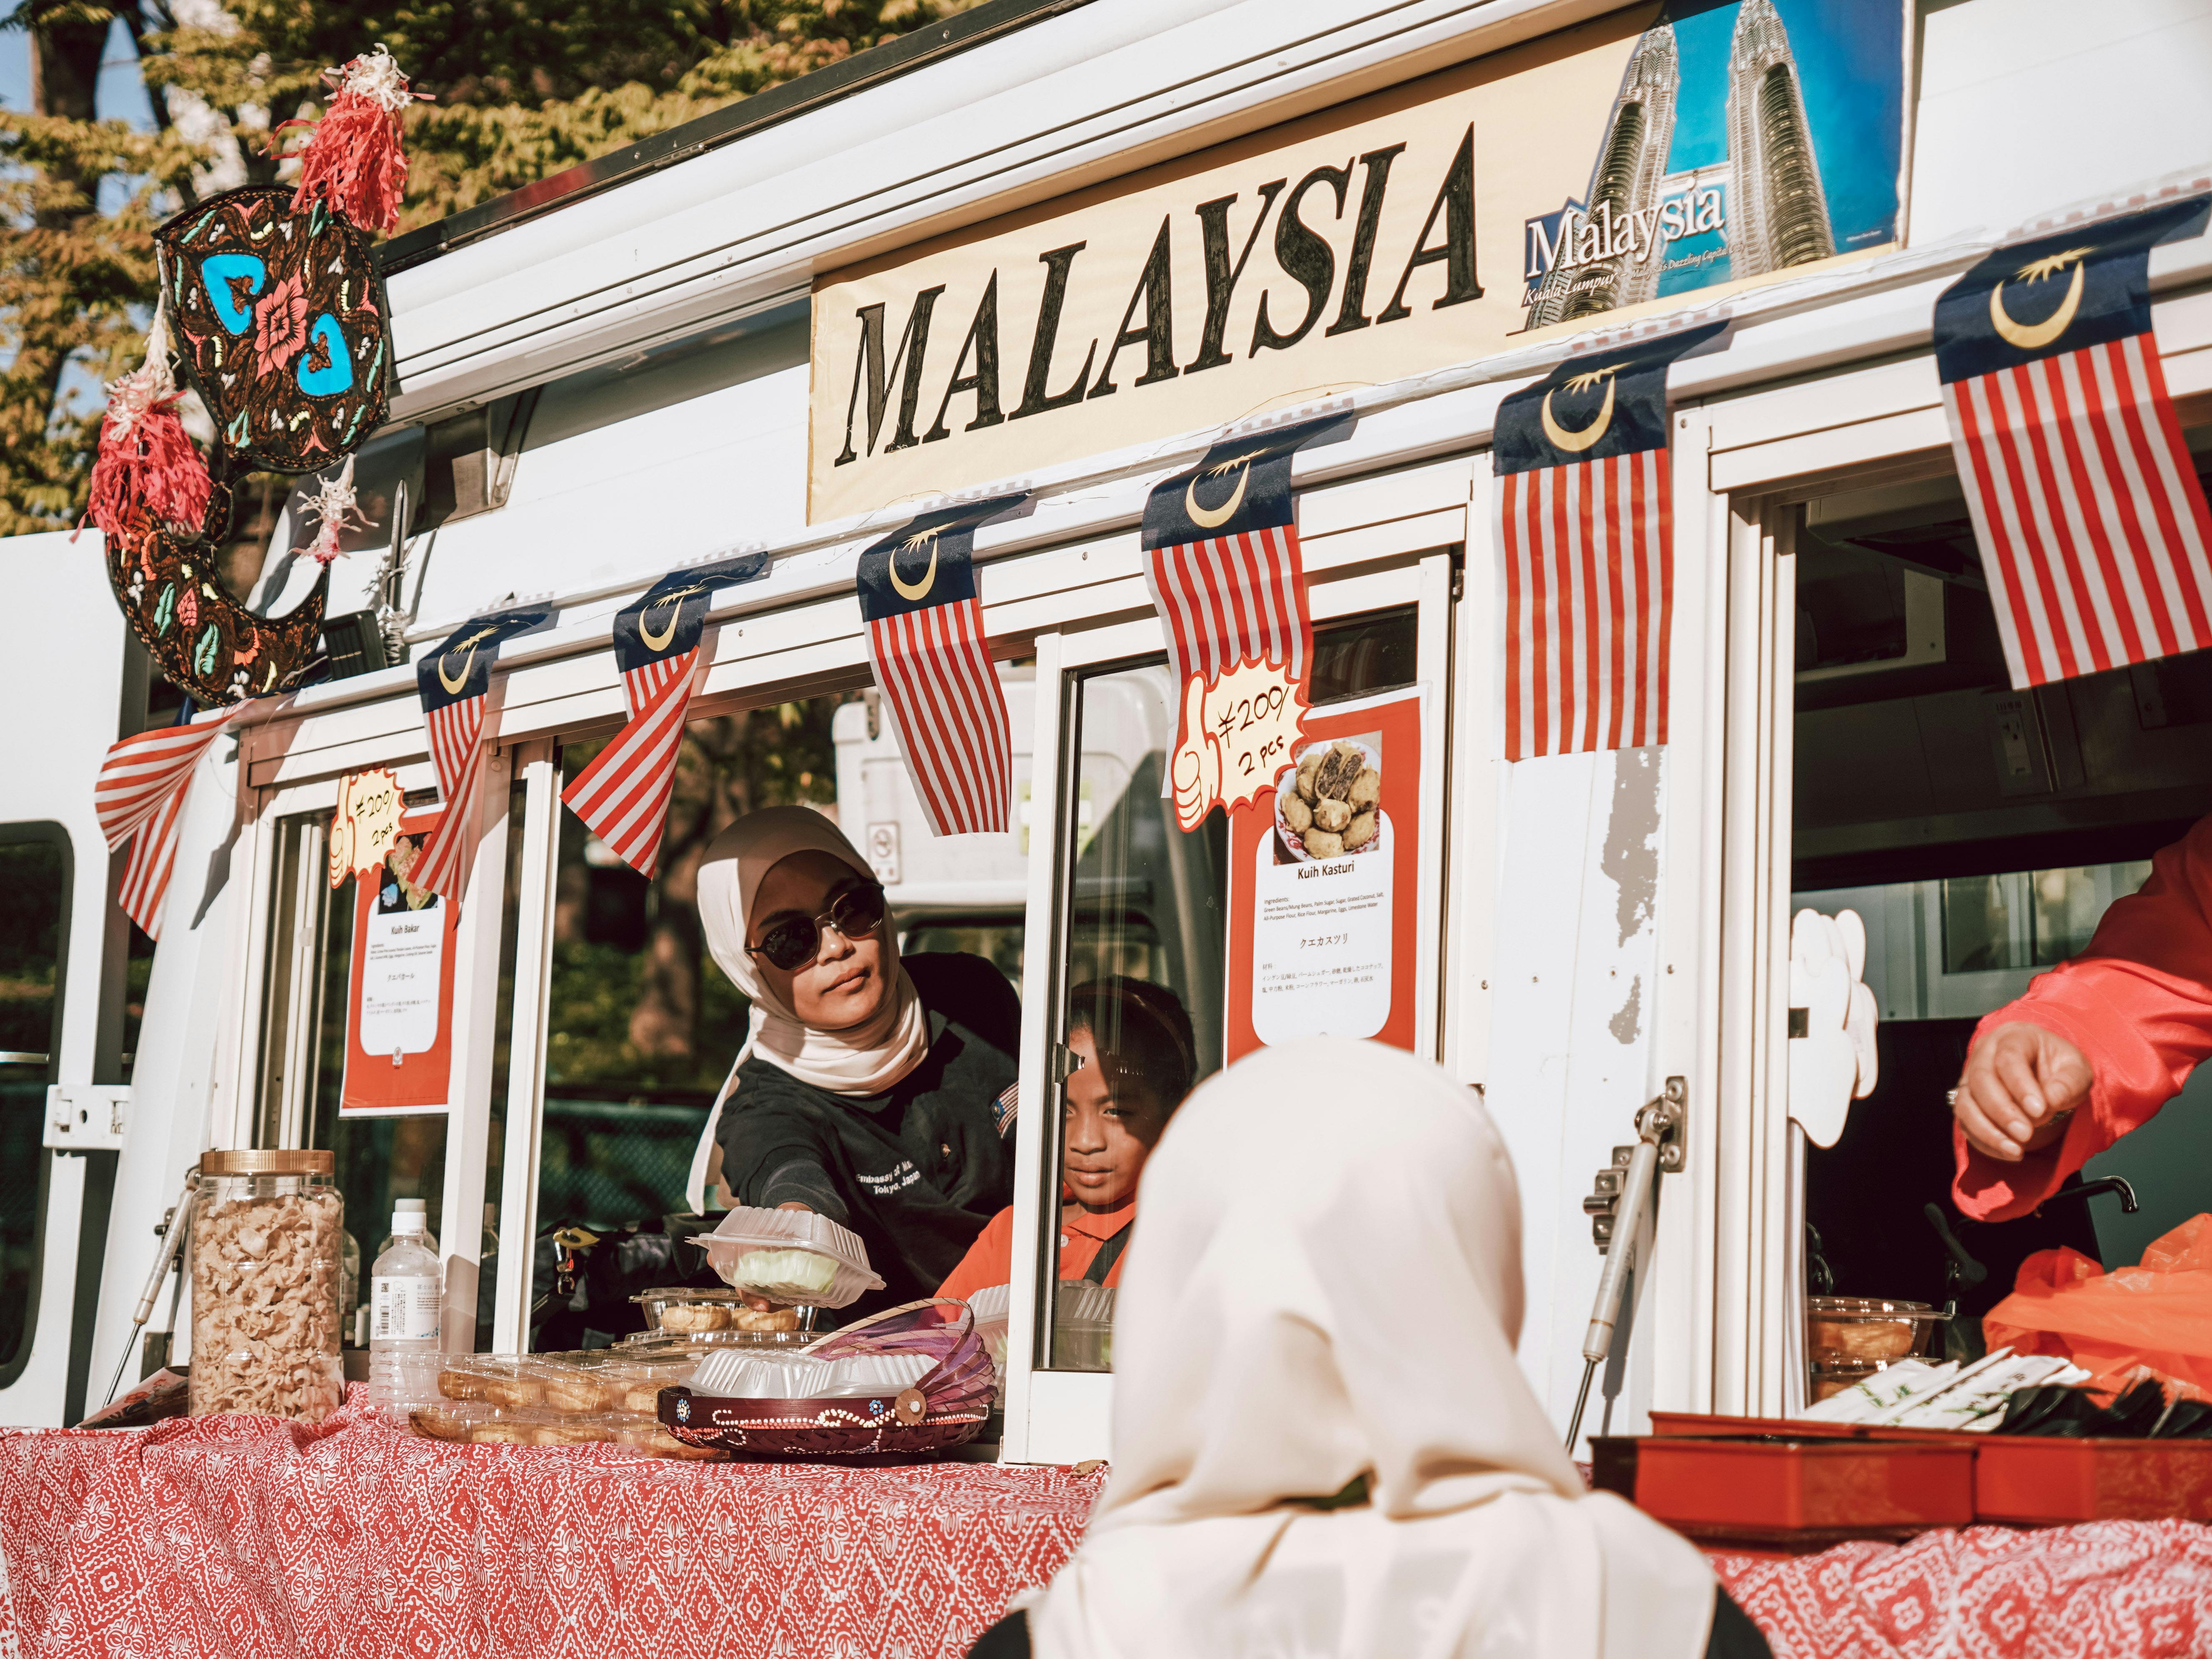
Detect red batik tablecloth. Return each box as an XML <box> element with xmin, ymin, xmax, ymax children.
<box><xmin>1710</xmin><ymin>1523</ymin><xmax>2212</xmax><ymax>1658</ymax></box>
<box><xmin>7</xmin><ymin>1398</ymin><xmax>2212</xmax><ymax>1659</ymax></box>
<box><xmin>0</xmin><ymin>1395</ymin><xmax>1103</xmax><ymax>1659</ymax></box>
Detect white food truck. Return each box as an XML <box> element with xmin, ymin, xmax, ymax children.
<box><xmin>4</xmin><ymin>0</ymin><xmax>2212</xmax><ymax>1473</ymax></box>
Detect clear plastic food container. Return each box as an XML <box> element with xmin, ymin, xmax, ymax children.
<box><xmin>188</xmin><ymin>1150</ymin><xmax>345</xmax><ymax>1421</ymax></box>
<box><xmin>1806</xmin><ymin>1296</ymin><xmax>1946</xmax><ymax>1363</ymax></box>
<box><xmin>689</xmin><ymin>1207</ymin><xmax>884</xmax><ymax>1308</ymax></box>
<box><xmin>630</xmin><ymin>1288</ymin><xmax>816</xmax><ymax>1335</ymax></box>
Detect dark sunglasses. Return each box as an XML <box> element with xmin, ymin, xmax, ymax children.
<box><xmin>747</xmin><ymin>881</ymin><xmax>888</xmax><ymax>971</ymax></box>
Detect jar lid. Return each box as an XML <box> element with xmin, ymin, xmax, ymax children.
<box><xmin>200</xmin><ymin>1148</ymin><xmax>335</xmax><ymax>1176</ymax></box>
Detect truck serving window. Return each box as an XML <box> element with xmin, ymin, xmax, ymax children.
<box><xmin>0</xmin><ymin>823</ymin><xmax>70</xmax><ymax>1378</ymax></box>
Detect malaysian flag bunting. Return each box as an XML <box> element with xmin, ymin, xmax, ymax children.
<box><xmin>1140</xmin><ymin>413</ymin><xmax>1353</xmax><ymax>716</ymax></box>
<box><xmin>412</xmin><ymin>606</ymin><xmax>548</xmax><ymax>900</ymax></box>
<box><xmin>1935</xmin><ymin>197</ymin><xmax>2212</xmax><ymax>690</ymax></box>
<box><xmin>1493</xmin><ymin>322</ymin><xmax>1723</xmax><ymax>762</ymax></box>
<box><xmin>94</xmin><ymin>702</ymin><xmax>243</xmax><ymax>938</ymax></box>
<box><xmin>857</xmin><ymin>496</ymin><xmax>1026</xmax><ymax>837</ymax></box>
<box><xmin>562</xmin><ymin>550</ymin><xmax>769</xmax><ymax>876</ymax></box>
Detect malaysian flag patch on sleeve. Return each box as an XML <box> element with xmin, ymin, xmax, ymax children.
<box><xmin>857</xmin><ymin>496</ymin><xmax>1028</xmax><ymax>837</ymax></box>
<box><xmin>1934</xmin><ymin>196</ymin><xmax>2212</xmax><ymax>689</ymax></box>
<box><xmin>1491</xmin><ymin>322</ymin><xmax>1722</xmax><ymax>762</ymax></box>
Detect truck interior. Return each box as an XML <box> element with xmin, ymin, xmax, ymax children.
<box><xmin>1792</xmin><ymin>445</ymin><xmax>2212</xmax><ymax>1367</ymax></box>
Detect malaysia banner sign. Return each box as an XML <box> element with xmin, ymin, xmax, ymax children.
<box><xmin>1492</xmin><ymin>321</ymin><xmax>1722</xmax><ymax>762</ymax></box>
<box><xmin>411</xmin><ymin>606</ymin><xmax>548</xmax><ymax>900</ymax></box>
<box><xmin>1141</xmin><ymin>412</ymin><xmax>1352</xmax><ymax>828</ymax></box>
<box><xmin>562</xmin><ymin>550</ymin><xmax>770</xmax><ymax>875</ymax></box>
<box><xmin>856</xmin><ymin>496</ymin><xmax>1026</xmax><ymax>837</ymax></box>
<box><xmin>1935</xmin><ymin>197</ymin><xmax>2212</xmax><ymax>689</ymax></box>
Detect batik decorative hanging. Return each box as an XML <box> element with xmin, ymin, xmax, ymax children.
<box><xmin>94</xmin><ymin>703</ymin><xmax>245</xmax><ymax>938</ymax></box>
<box><xmin>1492</xmin><ymin>322</ymin><xmax>1723</xmax><ymax>762</ymax></box>
<box><xmin>1934</xmin><ymin>196</ymin><xmax>2212</xmax><ymax>689</ymax></box>
<box><xmin>856</xmin><ymin>497</ymin><xmax>1026</xmax><ymax>837</ymax></box>
<box><xmin>155</xmin><ymin>185</ymin><xmax>393</xmax><ymax>473</ymax></box>
<box><xmin>87</xmin><ymin>48</ymin><xmax>418</xmax><ymax>711</ymax></box>
<box><xmin>563</xmin><ymin>550</ymin><xmax>771</xmax><ymax>875</ymax></box>
<box><xmin>1140</xmin><ymin>413</ymin><xmax>1351</xmax><ymax>828</ymax></box>
<box><xmin>411</xmin><ymin>607</ymin><xmax>549</xmax><ymax>901</ymax></box>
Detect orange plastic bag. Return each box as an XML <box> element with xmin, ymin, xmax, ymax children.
<box><xmin>1982</xmin><ymin>1214</ymin><xmax>2212</xmax><ymax>1401</ymax></box>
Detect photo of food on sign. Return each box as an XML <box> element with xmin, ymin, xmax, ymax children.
<box><xmin>376</xmin><ymin>833</ymin><xmax>437</xmax><ymax>916</ymax></box>
<box><xmin>1274</xmin><ymin>736</ymin><xmax>1386</xmax><ymax>864</ymax></box>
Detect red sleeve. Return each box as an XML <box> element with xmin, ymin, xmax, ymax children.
<box><xmin>1954</xmin><ymin>815</ymin><xmax>2212</xmax><ymax>1221</ymax></box>
<box><xmin>934</xmin><ymin>1207</ymin><xmax>1015</xmax><ymax>1303</ymax></box>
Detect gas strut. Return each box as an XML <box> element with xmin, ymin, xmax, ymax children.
<box><xmin>1566</xmin><ymin>1080</ymin><xmax>1686</xmax><ymax>1453</ymax></box>
<box><xmin>100</xmin><ymin>1168</ymin><xmax>199</xmax><ymax>1411</ymax></box>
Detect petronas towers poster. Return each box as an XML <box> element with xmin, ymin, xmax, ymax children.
<box><xmin>1521</xmin><ymin>0</ymin><xmax>1909</xmax><ymax>328</ymax></box>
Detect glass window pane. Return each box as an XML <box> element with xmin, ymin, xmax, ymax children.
<box><xmin>0</xmin><ymin>830</ymin><xmax>68</xmax><ymax>1377</ymax></box>
<box><xmin>1043</xmin><ymin>608</ymin><xmax>1420</xmax><ymax>1371</ymax></box>
<box><xmin>1940</xmin><ymin>873</ymin><xmax>2018</xmax><ymax>974</ymax></box>
<box><xmin>536</xmin><ymin>697</ymin><xmax>849</xmax><ymax>1348</ymax></box>
<box><xmin>2031</xmin><ymin>861</ymin><xmax>2152</xmax><ymax>965</ymax></box>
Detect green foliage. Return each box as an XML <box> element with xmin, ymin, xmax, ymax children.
<box><xmin>0</xmin><ymin>0</ymin><xmax>981</xmax><ymax>531</ymax></box>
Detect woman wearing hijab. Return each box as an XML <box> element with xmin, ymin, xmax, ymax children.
<box><xmin>975</xmin><ymin>1039</ymin><xmax>1770</xmax><ymax>1659</ymax></box>
<box><xmin>686</xmin><ymin>806</ymin><xmax>1019</xmax><ymax>1313</ymax></box>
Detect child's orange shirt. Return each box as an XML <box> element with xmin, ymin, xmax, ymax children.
<box><xmin>936</xmin><ymin>1196</ymin><xmax>1137</xmax><ymax>1301</ymax></box>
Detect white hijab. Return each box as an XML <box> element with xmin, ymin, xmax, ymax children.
<box><xmin>683</xmin><ymin>807</ymin><xmax>930</xmax><ymax>1211</ymax></box>
<box><xmin>1023</xmin><ymin>1039</ymin><xmax>1718</xmax><ymax>1659</ymax></box>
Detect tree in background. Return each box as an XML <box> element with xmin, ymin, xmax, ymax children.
<box><xmin>0</xmin><ymin>0</ymin><xmax>979</xmax><ymax>535</ymax></box>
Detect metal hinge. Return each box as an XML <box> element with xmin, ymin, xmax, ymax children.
<box><xmin>1578</xmin><ymin>1076</ymin><xmax>1687</xmax><ymax>1254</ymax></box>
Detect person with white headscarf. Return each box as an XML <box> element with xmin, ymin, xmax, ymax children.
<box><xmin>686</xmin><ymin>807</ymin><xmax>1020</xmax><ymax>1313</ymax></box>
<box><xmin>973</xmin><ymin>1038</ymin><xmax>1771</xmax><ymax>1659</ymax></box>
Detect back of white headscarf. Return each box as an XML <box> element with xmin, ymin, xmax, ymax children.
<box><xmin>683</xmin><ymin>806</ymin><xmax>929</xmax><ymax>1211</ymax></box>
<box><xmin>1023</xmin><ymin>1038</ymin><xmax>1717</xmax><ymax>1659</ymax></box>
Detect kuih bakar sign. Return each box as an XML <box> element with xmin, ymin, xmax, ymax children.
<box><xmin>806</xmin><ymin>2</ymin><xmax>1907</xmax><ymax>523</ymax></box>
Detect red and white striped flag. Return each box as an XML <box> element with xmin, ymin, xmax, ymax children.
<box><xmin>562</xmin><ymin>550</ymin><xmax>767</xmax><ymax>876</ymax></box>
<box><xmin>94</xmin><ymin>703</ymin><xmax>242</xmax><ymax>938</ymax></box>
<box><xmin>856</xmin><ymin>498</ymin><xmax>1026</xmax><ymax>837</ymax></box>
<box><xmin>1492</xmin><ymin>325</ymin><xmax>1721</xmax><ymax>761</ymax></box>
<box><xmin>411</xmin><ymin>608</ymin><xmax>547</xmax><ymax>900</ymax></box>
<box><xmin>1141</xmin><ymin>416</ymin><xmax>1354</xmax><ymax>706</ymax></box>
<box><xmin>1936</xmin><ymin>198</ymin><xmax>2212</xmax><ymax>688</ymax></box>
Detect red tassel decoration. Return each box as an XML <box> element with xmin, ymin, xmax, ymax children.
<box><xmin>82</xmin><ymin>299</ymin><xmax>213</xmax><ymax>543</ymax></box>
<box><xmin>276</xmin><ymin>45</ymin><xmax>423</xmax><ymax>235</ymax></box>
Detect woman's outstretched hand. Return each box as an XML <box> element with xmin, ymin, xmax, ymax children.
<box><xmin>1953</xmin><ymin>1021</ymin><xmax>2093</xmax><ymax>1162</ymax></box>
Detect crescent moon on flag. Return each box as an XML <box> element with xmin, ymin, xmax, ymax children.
<box><xmin>636</xmin><ymin>583</ymin><xmax>711</xmax><ymax>652</ymax></box>
<box><xmin>1989</xmin><ymin>258</ymin><xmax>2087</xmax><ymax>351</ymax></box>
<box><xmin>889</xmin><ymin>533</ymin><xmax>940</xmax><ymax>602</ymax></box>
<box><xmin>1185</xmin><ymin>458</ymin><xmax>1254</xmax><ymax>529</ymax></box>
<box><xmin>436</xmin><ymin>625</ymin><xmax>500</xmax><ymax>695</ymax></box>
<box><xmin>1541</xmin><ymin>378</ymin><xmax>1616</xmax><ymax>453</ymax></box>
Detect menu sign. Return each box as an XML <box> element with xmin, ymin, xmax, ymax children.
<box><xmin>340</xmin><ymin>809</ymin><xmax>459</xmax><ymax>1116</ymax></box>
<box><xmin>809</xmin><ymin>1</ymin><xmax>1908</xmax><ymax>522</ymax></box>
<box><xmin>1224</xmin><ymin>686</ymin><xmax>1424</xmax><ymax>1061</ymax></box>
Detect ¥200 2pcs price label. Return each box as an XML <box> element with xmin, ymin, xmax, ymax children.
<box><xmin>1170</xmin><ymin>657</ymin><xmax>1310</xmax><ymax>830</ymax></box>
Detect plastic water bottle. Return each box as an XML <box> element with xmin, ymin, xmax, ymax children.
<box><xmin>368</xmin><ymin>1202</ymin><xmax>443</xmax><ymax>1413</ymax></box>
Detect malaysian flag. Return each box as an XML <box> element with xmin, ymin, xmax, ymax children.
<box><xmin>94</xmin><ymin>702</ymin><xmax>242</xmax><ymax>938</ymax></box>
<box><xmin>1493</xmin><ymin>323</ymin><xmax>1722</xmax><ymax>761</ymax></box>
<box><xmin>411</xmin><ymin>607</ymin><xmax>548</xmax><ymax>900</ymax></box>
<box><xmin>1936</xmin><ymin>197</ymin><xmax>2212</xmax><ymax>689</ymax></box>
<box><xmin>563</xmin><ymin>550</ymin><xmax>768</xmax><ymax>875</ymax></box>
<box><xmin>857</xmin><ymin>496</ymin><xmax>1026</xmax><ymax>837</ymax></box>
<box><xmin>1140</xmin><ymin>414</ymin><xmax>1354</xmax><ymax>711</ymax></box>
